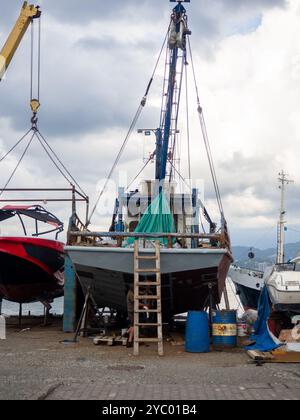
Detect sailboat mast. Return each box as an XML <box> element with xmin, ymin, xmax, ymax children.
<box><xmin>277</xmin><ymin>170</ymin><xmax>293</xmax><ymax>264</ymax></box>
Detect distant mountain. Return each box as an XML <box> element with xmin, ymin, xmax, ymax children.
<box><xmin>232</xmin><ymin>242</ymin><xmax>300</xmax><ymax>270</ymax></box>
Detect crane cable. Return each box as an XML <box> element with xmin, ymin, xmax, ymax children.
<box><xmin>188</xmin><ymin>38</ymin><xmax>224</xmax><ymax>218</ymax></box>
<box><xmin>35</xmin><ymin>132</ymin><xmax>80</xmax><ymax>188</ymax></box>
<box><xmin>0</xmin><ymin>15</ymin><xmax>87</xmax><ymax>201</ymax></box>
<box><xmin>0</xmin><ymin>128</ymin><xmax>32</xmax><ymax>163</ymax></box>
<box><xmin>0</xmin><ymin>131</ymin><xmax>35</xmax><ymax>198</ymax></box>
<box><xmin>30</xmin><ymin>16</ymin><xmax>87</xmax><ymax>197</ymax></box>
<box><xmin>87</xmin><ymin>27</ymin><xmax>171</xmax><ymax>226</ymax></box>
<box><xmin>30</xmin><ymin>15</ymin><xmax>41</xmax><ymax>119</ymax></box>
<box><xmin>36</xmin><ymin>129</ymin><xmax>87</xmax><ymax>197</ymax></box>
<box><xmin>0</xmin><ymin>129</ymin><xmax>88</xmax><ymax>199</ymax></box>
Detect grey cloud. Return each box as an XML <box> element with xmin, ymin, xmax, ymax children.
<box><xmin>0</xmin><ymin>0</ymin><xmax>288</xmax><ymax>139</ymax></box>
<box><xmin>217</xmin><ymin>152</ymin><xmax>300</xmax><ymax>220</ymax></box>
<box><xmin>0</xmin><ymin>0</ymin><xmax>286</xmax><ymax>33</ymax></box>
<box><xmin>0</xmin><ymin>0</ymin><xmax>292</xmax><ymax>244</ymax></box>
<box><xmin>44</xmin><ymin>0</ymin><xmax>287</xmax><ymax>28</ymax></box>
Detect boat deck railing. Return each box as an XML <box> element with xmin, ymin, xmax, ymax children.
<box><xmin>67</xmin><ymin>230</ymin><xmax>230</xmax><ymax>250</ymax></box>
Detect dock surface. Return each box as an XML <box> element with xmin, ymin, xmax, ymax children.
<box><xmin>1</xmin><ymin>320</ymin><xmax>300</xmax><ymax>400</ymax></box>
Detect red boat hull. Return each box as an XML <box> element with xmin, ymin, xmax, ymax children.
<box><xmin>0</xmin><ymin>237</ymin><xmax>65</xmax><ymax>304</ymax></box>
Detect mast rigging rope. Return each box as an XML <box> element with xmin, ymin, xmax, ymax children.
<box><xmin>185</xmin><ymin>56</ymin><xmax>192</xmax><ymax>184</ymax></box>
<box><xmin>126</xmin><ymin>156</ymin><xmax>153</xmax><ymax>191</ymax></box>
<box><xmin>187</xmin><ymin>38</ymin><xmax>224</xmax><ymax>218</ymax></box>
<box><xmin>87</xmin><ymin>27</ymin><xmax>171</xmax><ymax>226</ymax></box>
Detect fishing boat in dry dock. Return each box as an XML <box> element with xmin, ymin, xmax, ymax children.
<box><xmin>66</xmin><ymin>0</ymin><xmax>233</xmax><ymax>321</ymax></box>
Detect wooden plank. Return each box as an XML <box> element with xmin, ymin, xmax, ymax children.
<box><xmin>135</xmin><ymin>268</ymin><xmax>160</xmax><ymax>273</ymax></box>
<box><xmin>247</xmin><ymin>350</ymin><xmax>274</xmax><ymax>361</ymax></box>
<box><xmin>136</xmin><ymin>256</ymin><xmax>157</xmax><ymax>260</ymax></box>
<box><xmin>135</xmin><ymin>309</ymin><xmax>160</xmax><ymax>313</ymax></box>
<box><xmin>137</xmin><ymin>282</ymin><xmax>160</xmax><ymax>286</ymax></box>
<box><xmin>248</xmin><ymin>349</ymin><xmax>300</xmax><ymax>363</ymax></box>
<box><xmin>136</xmin><ymin>338</ymin><xmax>161</xmax><ymax>343</ymax></box>
<box><xmin>270</xmin><ymin>349</ymin><xmax>300</xmax><ymax>364</ymax></box>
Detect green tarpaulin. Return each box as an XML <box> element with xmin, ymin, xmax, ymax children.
<box><xmin>127</xmin><ymin>191</ymin><xmax>175</xmax><ymax>246</ymax></box>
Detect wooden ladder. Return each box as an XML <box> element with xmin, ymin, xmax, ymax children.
<box><xmin>133</xmin><ymin>240</ymin><xmax>164</xmax><ymax>356</ymax></box>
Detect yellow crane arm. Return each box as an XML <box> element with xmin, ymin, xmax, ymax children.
<box><xmin>0</xmin><ymin>2</ymin><xmax>41</xmax><ymax>80</ymax></box>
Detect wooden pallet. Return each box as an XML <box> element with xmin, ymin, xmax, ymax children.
<box><xmin>93</xmin><ymin>335</ymin><xmax>128</xmax><ymax>346</ymax></box>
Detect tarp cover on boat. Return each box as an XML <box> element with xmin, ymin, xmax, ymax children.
<box><xmin>128</xmin><ymin>191</ymin><xmax>175</xmax><ymax>246</ymax></box>
<box><xmin>245</xmin><ymin>286</ymin><xmax>282</xmax><ymax>352</ymax></box>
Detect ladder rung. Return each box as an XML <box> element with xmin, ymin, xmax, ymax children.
<box><xmin>135</xmin><ymin>309</ymin><xmax>160</xmax><ymax>313</ymax></box>
<box><xmin>136</xmin><ymin>282</ymin><xmax>160</xmax><ymax>286</ymax></box>
<box><xmin>135</xmin><ymin>338</ymin><xmax>162</xmax><ymax>343</ymax></box>
<box><xmin>133</xmin><ymin>241</ymin><xmax>163</xmax><ymax>355</ymax></box>
<box><xmin>136</xmin><ymin>256</ymin><xmax>157</xmax><ymax>260</ymax></box>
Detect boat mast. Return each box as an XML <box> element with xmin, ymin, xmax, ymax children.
<box><xmin>156</xmin><ymin>0</ymin><xmax>191</xmax><ymax>182</ymax></box>
<box><xmin>277</xmin><ymin>170</ymin><xmax>293</xmax><ymax>264</ymax></box>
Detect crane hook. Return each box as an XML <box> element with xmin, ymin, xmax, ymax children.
<box><xmin>30</xmin><ymin>98</ymin><xmax>40</xmax><ymax>129</ymax></box>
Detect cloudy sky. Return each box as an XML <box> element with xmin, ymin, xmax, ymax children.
<box><xmin>1</xmin><ymin>0</ymin><xmax>300</xmax><ymax>249</ymax></box>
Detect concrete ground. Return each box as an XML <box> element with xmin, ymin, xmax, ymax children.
<box><xmin>1</xmin><ymin>318</ymin><xmax>300</xmax><ymax>400</ymax></box>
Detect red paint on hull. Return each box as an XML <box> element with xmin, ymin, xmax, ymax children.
<box><xmin>0</xmin><ymin>237</ymin><xmax>65</xmax><ymax>304</ymax></box>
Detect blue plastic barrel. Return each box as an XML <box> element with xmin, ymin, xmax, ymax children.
<box><xmin>212</xmin><ymin>310</ymin><xmax>237</xmax><ymax>349</ymax></box>
<box><xmin>185</xmin><ymin>311</ymin><xmax>210</xmax><ymax>353</ymax></box>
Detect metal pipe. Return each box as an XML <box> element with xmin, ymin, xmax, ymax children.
<box><xmin>0</xmin><ymin>187</ymin><xmax>89</xmax><ymax>201</ymax></box>
<box><xmin>0</xmin><ymin>188</ymin><xmax>77</xmax><ymax>191</ymax></box>
<box><xmin>0</xmin><ymin>199</ymin><xmax>87</xmax><ymax>202</ymax></box>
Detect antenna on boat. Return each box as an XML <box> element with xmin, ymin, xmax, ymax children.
<box><xmin>277</xmin><ymin>170</ymin><xmax>294</xmax><ymax>264</ymax></box>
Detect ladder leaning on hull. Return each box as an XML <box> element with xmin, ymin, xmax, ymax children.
<box><xmin>133</xmin><ymin>240</ymin><xmax>164</xmax><ymax>356</ymax></box>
